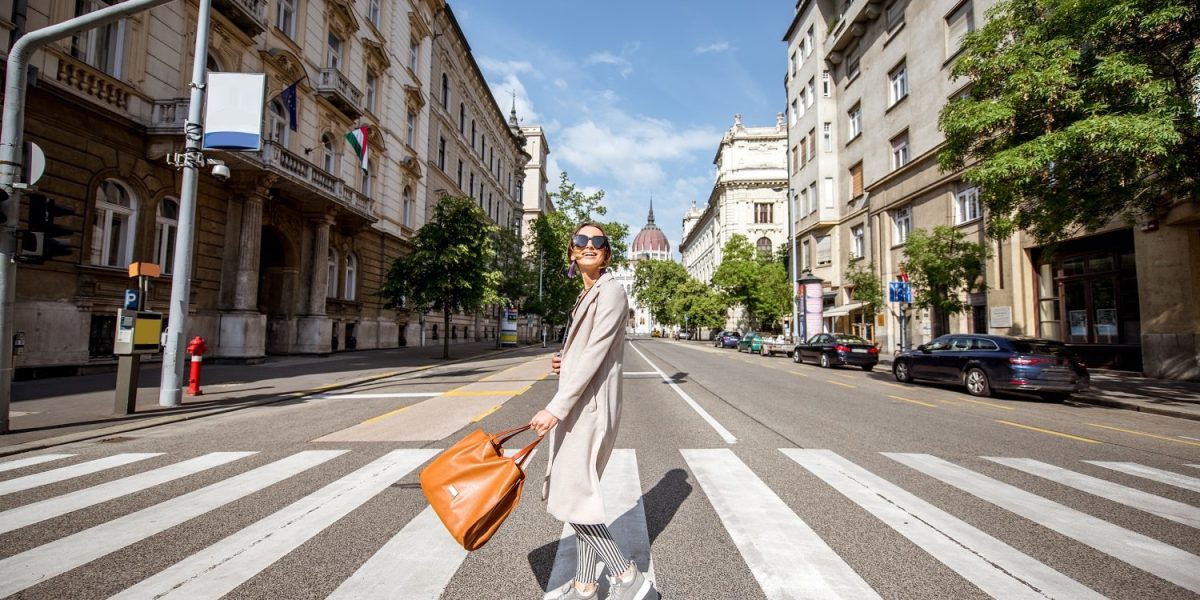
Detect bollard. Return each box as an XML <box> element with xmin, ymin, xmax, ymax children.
<box><xmin>186</xmin><ymin>336</ymin><xmax>208</xmax><ymax>396</ymax></box>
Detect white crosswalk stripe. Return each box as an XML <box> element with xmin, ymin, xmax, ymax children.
<box><xmin>0</xmin><ymin>453</ymin><xmax>161</xmax><ymax>496</ymax></box>
<box><xmin>0</xmin><ymin>453</ymin><xmax>74</xmax><ymax>473</ymax></box>
<box><xmin>784</xmin><ymin>449</ymin><xmax>1103</xmax><ymax>599</ymax></box>
<box><xmin>0</xmin><ymin>452</ymin><xmax>255</xmax><ymax>535</ymax></box>
<box><xmin>987</xmin><ymin>457</ymin><xmax>1200</xmax><ymax>528</ymax></box>
<box><xmin>1085</xmin><ymin>460</ymin><xmax>1200</xmax><ymax>493</ymax></box>
<box><xmin>683</xmin><ymin>448</ymin><xmax>880</xmax><ymax>599</ymax></box>
<box><xmin>0</xmin><ymin>450</ymin><xmax>344</xmax><ymax>598</ymax></box>
<box><xmin>887</xmin><ymin>452</ymin><xmax>1200</xmax><ymax>595</ymax></box>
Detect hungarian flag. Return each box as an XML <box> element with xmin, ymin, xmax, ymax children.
<box><xmin>345</xmin><ymin>126</ymin><xmax>368</xmax><ymax>172</ymax></box>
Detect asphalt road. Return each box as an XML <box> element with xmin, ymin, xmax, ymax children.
<box><xmin>0</xmin><ymin>338</ymin><xmax>1197</xmax><ymax>599</ymax></box>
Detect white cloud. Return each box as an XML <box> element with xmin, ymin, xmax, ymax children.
<box><xmin>479</xmin><ymin>57</ymin><xmax>540</xmax><ymax>123</ymax></box>
<box><xmin>693</xmin><ymin>41</ymin><xmax>732</xmax><ymax>54</ymax></box>
<box><xmin>586</xmin><ymin>50</ymin><xmax>634</xmax><ymax>78</ymax></box>
<box><xmin>553</xmin><ymin>78</ymin><xmax>568</xmax><ymax>89</ymax></box>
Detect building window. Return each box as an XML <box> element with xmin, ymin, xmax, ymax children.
<box><xmin>799</xmin><ymin>187</ymin><xmax>810</xmax><ymax>215</ymax></box>
<box><xmin>361</xmin><ymin>163</ymin><xmax>374</xmax><ymax>197</ymax></box>
<box><xmin>456</xmin><ymin>160</ymin><xmax>463</xmax><ymax>188</ymax></box>
<box><xmin>822</xmin><ymin>70</ymin><xmax>831</xmax><ymax>97</ymax></box>
<box><xmin>808</xmin><ymin>130</ymin><xmax>817</xmax><ymax>160</ymax></box>
<box><xmin>889</xmin><ymin>62</ymin><xmax>909</xmax><ymax>106</ymax></box>
<box><xmin>891</xmin><ymin>132</ymin><xmax>910</xmax><ymax>170</ymax></box>
<box><xmin>344</xmin><ymin>253</ymin><xmax>358</xmax><ymax>300</ymax></box>
<box><xmin>154</xmin><ymin>198</ymin><xmax>178</xmax><ymax>274</ymax></box>
<box><xmin>955</xmin><ymin>186</ymin><xmax>982</xmax><ymax>224</ymax></box>
<box><xmin>790</xmin><ymin>100</ymin><xmax>799</xmax><ymax>126</ymax></box>
<box><xmin>90</xmin><ymin>180</ymin><xmax>136</xmax><ymax>268</ymax></box>
<box><xmin>402</xmin><ymin>186</ymin><xmax>414</xmax><ymax>227</ymax></box>
<box><xmin>459</xmin><ymin>103</ymin><xmax>465</xmax><ymax>134</ymax></box>
<box><xmin>471</xmin><ymin>119</ymin><xmax>476</xmax><ymax>148</ymax></box>
<box><xmin>848</xmin><ymin>104</ymin><xmax>862</xmax><ymax>139</ymax></box>
<box><xmin>847</xmin><ymin>45</ymin><xmax>861</xmax><ymax>81</ymax></box>
<box><xmin>946</xmin><ymin>1</ymin><xmax>974</xmax><ymax>57</ymax></box>
<box><xmin>816</xmin><ymin>235</ymin><xmax>832</xmax><ymax>266</ymax></box>
<box><xmin>823</xmin><ymin>122</ymin><xmax>833</xmax><ymax>152</ymax></box>
<box><xmin>437</xmin><ymin>137</ymin><xmax>446</xmax><ymax>170</ymax></box>
<box><xmin>269</xmin><ymin>99</ymin><xmax>290</xmax><ymax>146</ymax></box>
<box><xmin>469</xmin><ymin>172</ymin><xmax>475</xmax><ymax>199</ymax></box>
<box><xmin>805</xmin><ymin>26</ymin><xmax>814</xmax><ymax>57</ymax></box>
<box><xmin>410</xmin><ymin>38</ymin><xmax>419</xmax><ymax>72</ymax></box>
<box><xmin>756</xmin><ymin>237</ymin><xmax>772</xmax><ymax>257</ymax></box>
<box><xmin>817</xmin><ymin>181</ymin><xmax>828</xmax><ymax>209</ymax></box>
<box><xmin>894</xmin><ymin>207</ymin><xmax>913</xmax><ymax>244</ymax></box>
<box><xmin>754</xmin><ymin>203</ymin><xmax>774</xmax><ymax>224</ymax></box>
<box><xmin>441</xmin><ymin>73</ymin><xmax>449</xmax><ymax>109</ymax></box>
<box><xmin>368</xmin><ymin>0</ymin><xmax>380</xmax><ymax>27</ymax></box>
<box><xmin>849</xmin><ymin>162</ymin><xmax>864</xmax><ymax>199</ymax></box>
<box><xmin>320</xmin><ymin>133</ymin><xmax>337</xmax><ymax>173</ymax></box>
<box><xmin>276</xmin><ymin>0</ymin><xmax>296</xmax><ymax>38</ymax></box>
<box><xmin>806</xmin><ymin>78</ymin><xmax>816</xmax><ymax>107</ymax></box>
<box><xmin>802</xmin><ymin>240</ymin><xmax>811</xmax><ymax>271</ymax></box>
<box><xmin>824</xmin><ymin>177</ymin><xmax>834</xmax><ymax>207</ymax></box>
<box><xmin>887</xmin><ymin>0</ymin><xmax>907</xmax><ymax>30</ymax></box>
<box><xmin>406</xmin><ymin>111</ymin><xmax>416</xmax><ymax>147</ymax></box>
<box><xmin>72</xmin><ymin>0</ymin><xmax>125</xmax><ymax>77</ymax></box>
<box><xmin>365</xmin><ymin>72</ymin><xmax>377</xmax><ymax>114</ymax></box>
<box><xmin>797</xmin><ymin>89</ymin><xmax>807</xmax><ymax>118</ymax></box>
<box><xmin>790</xmin><ymin>51</ymin><xmax>797</xmax><ymax>76</ymax></box>
<box><xmin>327</xmin><ymin>32</ymin><xmax>343</xmax><ymax>69</ymax></box>
<box><xmin>851</xmin><ymin>225</ymin><xmax>865</xmax><ymax>259</ymax></box>
<box><xmin>327</xmin><ymin>249</ymin><xmax>339</xmax><ymax>298</ymax></box>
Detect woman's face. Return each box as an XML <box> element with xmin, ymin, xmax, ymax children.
<box><xmin>570</xmin><ymin>225</ymin><xmax>609</xmax><ymax>272</ymax></box>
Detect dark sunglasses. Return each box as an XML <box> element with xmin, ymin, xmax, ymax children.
<box><xmin>571</xmin><ymin>234</ymin><xmax>609</xmax><ymax>250</ymax></box>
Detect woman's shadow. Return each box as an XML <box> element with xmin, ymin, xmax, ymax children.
<box><xmin>527</xmin><ymin>468</ymin><xmax>692</xmax><ymax>593</ymax></box>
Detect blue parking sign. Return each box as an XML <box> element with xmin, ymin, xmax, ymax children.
<box><xmin>888</xmin><ymin>281</ymin><xmax>912</xmax><ymax>303</ymax></box>
<box><xmin>124</xmin><ymin>289</ymin><xmax>141</xmax><ymax>310</ymax></box>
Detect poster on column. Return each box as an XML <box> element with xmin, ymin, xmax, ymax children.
<box><xmin>500</xmin><ymin>309</ymin><xmax>518</xmax><ymax>347</ymax></box>
<box><xmin>804</xmin><ymin>281</ymin><xmax>824</xmax><ymax>341</ymax></box>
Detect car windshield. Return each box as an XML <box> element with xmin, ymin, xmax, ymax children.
<box><xmin>833</xmin><ymin>335</ymin><xmax>868</xmax><ymax>344</ymax></box>
<box><xmin>1013</xmin><ymin>341</ymin><xmax>1069</xmax><ymax>357</ymax></box>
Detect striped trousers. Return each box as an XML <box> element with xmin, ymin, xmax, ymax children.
<box><xmin>570</xmin><ymin>522</ymin><xmax>632</xmax><ymax>584</ymax></box>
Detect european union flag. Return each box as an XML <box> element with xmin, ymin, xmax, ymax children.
<box><xmin>281</xmin><ymin>82</ymin><xmax>298</xmax><ymax>131</ymax></box>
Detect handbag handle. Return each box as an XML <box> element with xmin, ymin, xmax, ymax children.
<box><xmin>491</xmin><ymin>425</ymin><xmax>541</xmax><ymax>468</ymax></box>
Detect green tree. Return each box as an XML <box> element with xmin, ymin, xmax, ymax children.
<box><xmin>844</xmin><ymin>261</ymin><xmax>886</xmax><ymax>338</ymax></box>
<box><xmin>669</xmin><ymin>278</ymin><xmax>730</xmax><ymax>333</ymax></box>
<box><xmin>379</xmin><ymin>196</ymin><xmax>499</xmax><ymax>359</ymax></box>
<box><xmin>938</xmin><ymin>0</ymin><xmax>1200</xmax><ymax>243</ymax></box>
<box><xmin>753</xmin><ymin>260</ymin><xmax>791</xmax><ymax>331</ymax></box>
<box><xmin>711</xmin><ymin>234</ymin><xmax>791</xmax><ymax>330</ymax></box>
<box><xmin>632</xmin><ymin>259</ymin><xmax>690</xmax><ymax>326</ymax></box>
<box><xmin>902</xmin><ymin>226</ymin><xmax>990</xmax><ymax>337</ymax></box>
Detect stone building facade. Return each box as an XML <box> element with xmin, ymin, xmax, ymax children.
<box><xmin>1</xmin><ymin>0</ymin><xmax>534</xmax><ymax>376</ymax></box>
<box><xmin>678</xmin><ymin>114</ymin><xmax>787</xmax><ymax>335</ymax></box>
<box><xmin>785</xmin><ymin>0</ymin><xmax>1200</xmax><ymax>379</ymax></box>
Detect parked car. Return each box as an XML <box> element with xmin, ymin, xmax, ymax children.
<box><xmin>892</xmin><ymin>334</ymin><xmax>1089</xmax><ymax>400</ymax></box>
<box><xmin>651</xmin><ymin>329</ymin><xmax>662</xmax><ymax>338</ymax></box>
<box><xmin>736</xmin><ymin>332</ymin><xmax>764</xmax><ymax>354</ymax></box>
<box><xmin>793</xmin><ymin>333</ymin><xmax>879</xmax><ymax>370</ymax></box>
<box><xmin>758</xmin><ymin>334</ymin><xmax>796</xmax><ymax>357</ymax></box>
<box><xmin>676</xmin><ymin>330</ymin><xmax>692</xmax><ymax>340</ymax></box>
<box><xmin>714</xmin><ymin>331</ymin><xmax>741</xmax><ymax>348</ymax></box>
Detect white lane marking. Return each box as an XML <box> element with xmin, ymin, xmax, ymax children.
<box><xmin>987</xmin><ymin>457</ymin><xmax>1200</xmax><ymax>529</ymax></box>
<box><xmin>1189</xmin><ymin>464</ymin><xmax>1200</xmax><ymax>470</ymax></box>
<box><xmin>1084</xmin><ymin>461</ymin><xmax>1200</xmax><ymax>493</ymax></box>
<box><xmin>784</xmin><ymin>450</ymin><xmax>1103</xmax><ymax>599</ymax></box>
<box><xmin>0</xmin><ymin>450</ymin><xmax>345</xmax><ymax>598</ymax></box>
<box><xmin>682</xmin><ymin>449</ymin><xmax>879</xmax><ymax>599</ymax></box>
<box><xmin>0</xmin><ymin>453</ymin><xmax>162</xmax><ymax>496</ymax></box>
<box><xmin>544</xmin><ymin>450</ymin><xmax>656</xmax><ymax>599</ymax></box>
<box><xmin>628</xmin><ymin>343</ymin><xmax>737</xmax><ymax>444</ymax></box>
<box><xmin>887</xmin><ymin>453</ymin><xmax>1200</xmax><ymax>594</ymax></box>
<box><xmin>112</xmin><ymin>449</ymin><xmax>437</xmax><ymax>600</ymax></box>
<box><xmin>0</xmin><ymin>454</ymin><xmax>74</xmax><ymax>473</ymax></box>
<box><xmin>312</xmin><ymin>392</ymin><xmax>441</xmax><ymax>399</ymax></box>
<box><xmin>622</xmin><ymin>371</ymin><xmax>660</xmax><ymax>376</ymax></box>
<box><xmin>0</xmin><ymin>452</ymin><xmax>256</xmax><ymax>535</ymax></box>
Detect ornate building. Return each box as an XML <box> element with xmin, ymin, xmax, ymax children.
<box><xmin>612</xmin><ymin>201</ymin><xmax>671</xmax><ymax>335</ymax></box>
<box><xmin>678</xmin><ymin>114</ymin><xmax>787</xmax><ymax>335</ymax></box>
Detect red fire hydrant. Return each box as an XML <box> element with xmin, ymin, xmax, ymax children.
<box><xmin>186</xmin><ymin>336</ymin><xmax>208</xmax><ymax>396</ymax></box>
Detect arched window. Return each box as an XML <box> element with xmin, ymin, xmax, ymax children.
<box><xmin>90</xmin><ymin>180</ymin><xmax>137</xmax><ymax>268</ymax></box>
<box><xmin>402</xmin><ymin>186</ymin><xmax>413</xmax><ymax>227</ymax></box>
<box><xmin>344</xmin><ymin>253</ymin><xmax>358</xmax><ymax>301</ymax></box>
<box><xmin>269</xmin><ymin>99</ymin><xmax>290</xmax><ymax>146</ymax></box>
<box><xmin>327</xmin><ymin>248</ymin><xmax>339</xmax><ymax>298</ymax></box>
<box><xmin>320</xmin><ymin>134</ymin><xmax>337</xmax><ymax>173</ymax></box>
<box><xmin>756</xmin><ymin>237</ymin><xmax>772</xmax><ymax>257</ymax></box>
<box><xmin>154</xmin><ymin>198</ymin><xmax>179</xmax><ymax>274</ymax></box>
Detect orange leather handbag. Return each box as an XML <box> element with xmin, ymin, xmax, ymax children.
<box><xmin>419</xmin><ymin>425</ymin><xmax>541</xmax><ymax>551</ymax></box>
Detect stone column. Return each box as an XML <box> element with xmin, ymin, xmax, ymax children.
<box><xmin>233</xmin><ymin>190</ymin><xmax>266</xmax><ymax>311</ymax></box>
<box><xmin>308</xmin><ymin>213</ymin><xmax>334</xmax><ymax>316</ymax></box>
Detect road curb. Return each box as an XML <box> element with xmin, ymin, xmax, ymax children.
<box><xmin>1069</xmin><ymin>394</ymin><xmax>1200</xmax><ymax>422</ymax></box>
<box><xmin>0</xmin><ymin>345</ymin><xmax>534</xmax><ymax>458</ymax></box>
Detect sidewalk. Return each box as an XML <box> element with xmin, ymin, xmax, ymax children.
<box><xmin>2</xmin><ymin>341</ymin><xmax>535</xmax><ymax>456</ymax></box>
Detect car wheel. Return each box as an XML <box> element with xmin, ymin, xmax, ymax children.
<box><xmin>820</xmin><ymin>353</ymin><xmax>831</xmax><ymax>368</ymax></box>
<box><xmin>861</xmin><ymin>365</ymin><xmax>874</xmax><ymax>372</ymax></box>
<box><xmin>965</xmin><ymin>368</ymin><xmax>992</xmax><ymax>397</ymax></box>
<box><xmin>793</xmin><ymin>351</ymin><xmax>802</xmax><ymax>364</ymax></box>
<box><xmin>893</xmin><ymin>360</ymin><xmax>913</xmax><ymax>383</ymax></box>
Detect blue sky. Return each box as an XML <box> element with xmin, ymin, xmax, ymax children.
<box><xmin>451</xmin><ymin>1</ymin><xmax>794</xmax><ymax>256</ymax></box>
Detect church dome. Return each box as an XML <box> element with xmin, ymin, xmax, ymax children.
<box><xmin>630</xmin><ymin>201</ymin><xmax>671</xmax><ymax>260</ymax></box>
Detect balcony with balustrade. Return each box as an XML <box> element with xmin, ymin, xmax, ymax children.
<box><xmin>213</xmin><ymin>0</ymin><xmax>268</xmax><ymax>37</ymax></box>
<box><xmin>220</xmin><ymin>141</ymin><xmax>377</xmax><ymax>225</ymax></box>
<box><xmin>316</xmin><ymin>68</ymin><xmax>363</xmax><ymax>119</ymax></box>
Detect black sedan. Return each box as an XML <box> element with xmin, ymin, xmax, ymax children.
<box><xmin>892</xmin><ymin>334</ymin><xmax>1089</xmax><ymax>400</ymax></box>
<box><xmin>714</xmin><ymin>331</ymin><xmax>741</xmax><ymax>348</ymax></box>
<box><xmin>793</xmin><ymin>333</ymin><xmax>880</xmax><ymax>370</ymax></box>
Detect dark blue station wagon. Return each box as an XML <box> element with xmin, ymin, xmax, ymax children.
<box><xmin>892</xmin><ymin>334</ymin><xmax>1089</xmax><ymax>401</ymax></box>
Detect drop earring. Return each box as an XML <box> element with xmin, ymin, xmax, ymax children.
<box><xmin>567</xmin><ymin>260</ymin><xmax>577</xmax><ymax>278</ymax></box>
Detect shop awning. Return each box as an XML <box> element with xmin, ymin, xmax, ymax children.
<box><xmin>821</xmin><ymin>302</ymin><xmax>865</xmax><ymax>318</ymax></box>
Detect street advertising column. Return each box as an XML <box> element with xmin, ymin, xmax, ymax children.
<box><xmin>804</xmin><ymin>279</ymin><xmax>824</xmax><ymax>340</ymax></box>
<box><xmin>500</xmin><ymin>309</ymin><xmax>518</xmax><ymax>347</ymax></box>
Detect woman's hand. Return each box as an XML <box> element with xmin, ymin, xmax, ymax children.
<box><xmin>529</xmin><ymin>409</ymin><xmax>559</xmax><ymax>436</ymax></box>
<box><xmin>551</xmin><ymin>353</ymin><xmax>562</xmax><ymax>374</ymax></box>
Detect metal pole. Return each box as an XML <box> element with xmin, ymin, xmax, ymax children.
<box><xmin>0</xmin><ymin>0</ymin><xmax>175</xmax><ymax>433</ymax></box>
<box><xmin>159</xmin><ymin>0</ymin><xmax>213</xmax><ymax>407</ymax></box>
<box><xmin>781</xmin><ymin>99</ymin><xmax>799</xmax><ymax>341</ymax></box>
<box><xmin>538</xmin><ymin>249</ymin><xmax>545</xmax><ymax>347</ymax></box>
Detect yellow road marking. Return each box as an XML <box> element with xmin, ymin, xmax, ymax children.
<box><xmin>1086</xmin><ymin>423</ymin><xmax>1200</xmax><ymax>447</ymax></box>
<box><xmin>957</xmin><ymin>396</ymin><xmax>1014</xmax><ymax>410</ymax></box>
<box><xmin>888</xmin><ymin>395</ymin><xmax>937</xmax><ymax>408</ymax></box>
<box><xmin>471</xmin><ymin>405</ymin><xmax>502</xmax><ymax>422</ymax></box>
<box><xmin>443</xmin><ymin>388</ymin><xmax>529</xmax><ymax>397</ymax></box>
<box><xmin>314</xmin><ymin>383</ymin><xmax>341</xmax><ymax>391</ymax></box>
<box><xmin>363</xmin><ymin>405</ymin><xmax>412</xmax><ymax>424</ymax></box>
<box><xmin>996</xmin><ymin>420</ymin><xmax>1101</xmax><ymax>444</ymax></box>
<box><xmin>884</xmin><ymin>382</ymin><xmax>911</xmax><ymax>390</ymax></box>
<box><xmin>826</xmin><ymin>380</ymin><xmax>856</xmax><ymax>389</ymax></box>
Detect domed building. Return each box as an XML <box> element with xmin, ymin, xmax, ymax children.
<box><xmin>612</xmin><ymin>201</ymin><xmax>673</xmax><ymax>335</ymax></box>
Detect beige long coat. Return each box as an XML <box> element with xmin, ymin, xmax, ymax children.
<box><xmin>541</xmin><ymin>271</ymin><xmax>627</xmax><ymax>524</ymax></box>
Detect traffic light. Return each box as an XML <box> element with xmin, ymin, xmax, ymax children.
<box><xmin>23</xmin><ymin>193</ymin><xmax>76</xmax><ymax>262</ymax></box>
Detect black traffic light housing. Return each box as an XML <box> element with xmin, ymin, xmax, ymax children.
<box><xmin>21</xmin><ymin>193</ymin><xmax>77</xmax><ymax>263</ymax></box>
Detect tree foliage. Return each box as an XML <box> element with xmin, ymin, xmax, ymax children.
<box><xmin>939</xmin><ymin>0</ymin><xmax>1200</xmax><ymax>242</ymax></box>
<box><xmin>491</xmin><ymin>224</ymin><xmax>532</xmax><ymax>309</ymax></box>
<box><xmin>902</xmin><ymin>226</ymin><xmax>990</xmax><ymax>336</ymax></box>
<box><xmin>379</xmin><ymin>196</ymin><xmax>499</xmax><ymax>359</ymax></box>
<box><xmin>711</xmin><ymin>234</ymin><xmax>790</xmax><ymax>330</ymax></box>
<box><xmin>844</xmin><ymin>261</ymin><xmax>885</xmax><ymax>317</ymax></box>
<box><xmin>669</xmin><ymin>278</ymin><xmax>730</xmax><ymax>332</ymax></box>
<box><xmin>632</xmin><ymin>259</ymin><xmax>691</xmax><ymax>325</ymax></box>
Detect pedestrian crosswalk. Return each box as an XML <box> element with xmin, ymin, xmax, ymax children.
<box><xmin>0</xmin><ymin>448</ymin><xmax>1197</xmax><ymax>599</ymax></box>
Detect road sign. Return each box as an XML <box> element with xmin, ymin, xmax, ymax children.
<box><xmin>125</xmin><ymin>289</ymin><xmax>141</xmax><ymax>310</ymax></box>
<box><xmin>888</xmin><ymin>281</ymin><xmax>912</xmax><ymax>303</ymax></box>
